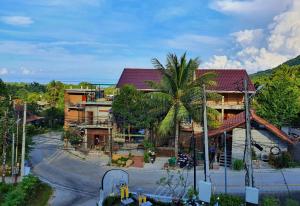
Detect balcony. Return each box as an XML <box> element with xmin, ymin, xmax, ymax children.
<box><xmin>68</xmin><ymin>103</ymin><xmax>84</xmax><ymax>110</ymax></box>
<box><xmin>78</xmin><ymin>119</ymin><xmax>112</xmax><ymax>129</ymax></box>
<box><xmin>207</xmin><ymin>102</ymin><xmax>244</xmax><ymax>110</ymax></box>
<box><xmin>82</xmin><ymin>99</ymin><xmax>112</xmax><ymax>106</ymax></box>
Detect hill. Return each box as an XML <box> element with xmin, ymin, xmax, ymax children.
<box><xmin>251</xmin><ymin>55</ymin><xmax>300</xmax><ymax>81</ymax></box>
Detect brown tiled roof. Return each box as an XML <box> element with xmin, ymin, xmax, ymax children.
<box><xmin>116</xmin><ymin>68</ymin><xmax>255</xmax><ymax>92</ymax></box>
<box><xmin>206</xmin><ymin>110</ymin><xmax>294</xmax><ymax>144</ymax></box>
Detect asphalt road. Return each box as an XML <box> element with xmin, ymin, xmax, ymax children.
<box><xmin>30</xmin><ymin>132</ymin><xmax>300</xmax><ymax>206</ymax></box>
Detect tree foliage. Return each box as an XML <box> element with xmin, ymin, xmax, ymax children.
<box><xmin>150</xmin><ymin>53</ymin><xmax>219</xmax><ymax>156</ymax></box>
<box><xmin>254</xmin><ymin>65</ymin><xmax>300</xmax><ymax>127</ymax></box>
<box><xmin>112</xmin><ymin>84</ymin><xmax>166</xmax><ymax>130</ymax></box>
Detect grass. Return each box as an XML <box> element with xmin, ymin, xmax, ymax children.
<box><xmin>27</xmin><ymin>183</ymin><xmax>53</xmax><ymax>206</ymax></box>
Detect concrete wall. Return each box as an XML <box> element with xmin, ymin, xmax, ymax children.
<box><xmin>232</xmin><ymin>128</ymin><xmax>288</xmax><ymax>160</ymax></box>
<box><xmin>85</xmin><ymin>105</ymin><xmax>111</xmax><ymax>124</ymax></box>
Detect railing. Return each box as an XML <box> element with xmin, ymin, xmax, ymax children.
<box><xmin>207</xmin><ymin>102</ymin><xmax>244</xmax><ymax>110</ymax></box>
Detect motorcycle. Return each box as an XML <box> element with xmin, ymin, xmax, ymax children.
<box><xmin>148</xmin><ymin>150</ymin><xmax>156</xmax><ymax>164</ymax></box>
<box><xmin>177</xmin><ymin>152</ymin><xmax>194</xmax><ymax>169</ymax></box>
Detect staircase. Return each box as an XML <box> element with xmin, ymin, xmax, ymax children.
<box><xmin>219</xmin><ymin>151</ymin><xmax>232</xmax><ymax>167</ymax></box>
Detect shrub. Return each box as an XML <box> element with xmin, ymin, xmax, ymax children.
<box><xmin>210</xmin><ymin>194</ymin><xmax>243</xmax><ymax>206</ymax></box>
<box><xmin>269</xmin><ymin>152</ymin><xmax>292</xmax><ymax>168</ymax></box>
<box><xmin>103</xmin><ymin>195</ymin><xmax>120</xmax><ymax>206</ymax></box>
<box><xmin>233</xmin><ymin>159</ymin><xmax>244</xmax><ymax>171</ymax></box>
<box><xmin>286</xmin><ymin>198</ymin><xmax>300</xmax><ymax>206</ymax></box>
<box><xmin>261</xmin><ymin>196</ymin><xmax>280</xmax><ymax>206</ymax></box>
<box><xmin>3</xmin><ymin>175</ymin><xmax>42</xmax><ymax>206</ymax></box>
<box><xmin>143</xmin><ymin>139</ymin><xmax>154</xmax><ymax>150</ymax></box>
<box><xmin>144</xmin><ymin>152</ymin><xmax>150</xmax><ymax>163</ymax></box>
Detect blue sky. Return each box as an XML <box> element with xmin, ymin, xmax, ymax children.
<box><xmin>0</xmin><ymin>0</ymin><xmax>299</xmax><ymax>83</ymax></box>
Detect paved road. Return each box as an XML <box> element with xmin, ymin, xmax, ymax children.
<box><xmin>30</xmin><ymin>132</ymin><xmax>300</xmax><ymax>206</ymax></box>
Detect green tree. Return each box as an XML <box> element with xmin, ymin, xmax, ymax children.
<box><xmin>151</xmin><ymin>53</ymin><xmax>218</xmax><ymax>157</ymax></box>
<box><xmin>255</xmin><ymin>65</ymin><xmax>300</xmax><ymax>127</ymax></box>
<box><xmin>46</xmin><ymin>80</ymin><xmax>64</xmax><ymax>109</ymax></box>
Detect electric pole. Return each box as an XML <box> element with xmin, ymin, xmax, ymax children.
<box><xmin>243</xmin><ymin>79</ymin><xmax>254</xmax><ymax>187</ymax></box>
<box><xmin>11</xmin><ymin>133</ymin><xmax>15</xmax><ymax>178</ymax></box>
<box><xmin>15</xmin><ymin>114</ymin><xmax>19</xmax><ymax>164</ymax></box>
<box><xmin>192</xmin><ymin>122</ymin><xmax>196</xmax><ymax>192</ymax></box>
<box><xmin>202</xmin><ymin>84</ymin><xmax>210</xmax><ymax>182</ymax></box>
<box><xmin>2</xmin><ymin>111</ymin><xmax>8</xmax><ymax>183</ymax></box>
<box><xmin>20</xmin><ymin>102</ymin><xmax>27</xmax><ymax>180</ymax></box>
<box><xmin>224</xmin><ymin>131</ymin><xmax>227</xmax><ymax>194</ymax></box>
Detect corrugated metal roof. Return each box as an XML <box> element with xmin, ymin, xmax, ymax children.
<box><xmin>206</xmin><ymin>110</ymin><xmax>294</xmax><ymax>144</ymax></box>
<box><xmin>116</xmin><ymin>68</ymin><xmax>256</xmax><ymax>92</ymax></box>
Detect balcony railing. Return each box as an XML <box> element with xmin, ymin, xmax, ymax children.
<box><xmin>207</xmin><ymin>102</ymin><xmax>244</xmax><ymax>110</ymax></box>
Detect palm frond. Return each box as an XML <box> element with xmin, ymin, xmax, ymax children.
<box><xmin>159</xmin><ymin>105</ymin><xmax>176</xmax><ymax>135</ymax></box>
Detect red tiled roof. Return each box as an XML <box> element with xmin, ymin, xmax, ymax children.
<box><xmin>206</xmin><ymin>110</ymin><xmax>294</xmax><ymax>144</ymax></box>
<box><xmin>116</xmin><ymin>68</ymin><xmax>255</xmax><ymax>92</ymax></box>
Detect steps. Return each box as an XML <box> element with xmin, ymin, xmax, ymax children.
<box><xmin>219</xmin><ymin>152</ymin><xmax>232</xmax><ymax>167</ymax></box>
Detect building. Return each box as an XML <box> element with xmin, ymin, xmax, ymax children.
<box><xmin>116</xmin><ymin>68</ymin><xmax>256</xmax><ymax>121</ymax></box>
<box><xmin>64</xmin><ymin>86</ymin><xmax>113</xmax><ymax>150</ymax></box>
<box><xmin>206</xmin><ymin>110</ymin><xmax>295</xmax><ymax>166</ymax></box>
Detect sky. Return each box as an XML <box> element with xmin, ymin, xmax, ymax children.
<box><xmin>0</xmin><ymin>0</ymin><xmax>299</xmax><ymax>83</ymax></box>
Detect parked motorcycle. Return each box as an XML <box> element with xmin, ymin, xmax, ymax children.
<box><xmin>177</xmin><ymin>152</ymin><xmax>194</xmax><ymax>169</ymax></box>
<box><xmin>148</xmin><ymin>150</ymin><xmax>156</xmax><ymax>164</ymax></box>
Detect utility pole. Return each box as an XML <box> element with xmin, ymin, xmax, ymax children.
<box><xmin>20</xmin><ymin>102</ymin><xmax>27</xmax><ymax>180</ymax></box>
<box><xmin>243</xmin><ymin>79</ymin><xmax>253</xmax><ymax>187</ymax></box>
<box><xmin>15</xmin><ymin>114</ymin><xmax>19</xmax><ymax>164</ymax></box>
<box><xmin>2</xmin><ymin>111</ymin><xmax>8</xmax><ymax>183</ymax></box>
<box><xmin>224</xmin><ymin>131</ymin><xmax>227</xmax><ymax>194</ymax></box>
<box><xmin>11</xmin><ymin>133</ymin><xmax>15</xmax><ymax>179</ymax></box>
<box><xmin>202</xmin><ymin>84</ymin><xmax>210</xmax><ymax>182</ymax></box>
<box><xmin>192</xmin><ymin>122</ymin><xmax>196</xmax><ymax>192</ymax></box>
<box><xmin>108</xmin><ymin>113</ymin><xmax>113</xmax><ymax>165</ymax></box>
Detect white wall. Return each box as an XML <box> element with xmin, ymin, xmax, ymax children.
<box><xmin>85</xmin><ymin>105</ymin><xmax>111</xmax><ymax>124</ymax></box>
<box><xmin>232</xmin><ymin>128</ymin><xmax>288</xmax><ymax>160</ymax></box>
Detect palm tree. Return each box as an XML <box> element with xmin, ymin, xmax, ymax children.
<box><xmin>150</xmin><ymin>53</ymin><xmax>217</xmax><ymax>157</ymax></box>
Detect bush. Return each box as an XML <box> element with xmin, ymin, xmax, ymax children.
<box><xmin>261</xmin><ymin>196</ymin><xmax>280</xmax><ymax>206</ymax></box>
<box><xmin>210</xmin><ymin>194</ymin><xmax>243</xmax><ymax>206</ymax></box>
<box><xmin>286</xmin><ymin>198</ymin><xmax>300</xmax><ymax>206</ymax></box>
<box><xmin>143</xmin><ymin>139</ymin><xmax>154</xmax><ymax>150</ymax></box>
<box><xmin>144</xmin><ymin>152</ymin><xmax>150</xmax><ymax>163</ymax></box>
<box><xmin>269</xmin><ymin>152</ymin><xmax>292</xmax><ymax>168</ymax></box>
<box><xmin>103</xmin><ymin>195</ymin><xmax>120</xmax><ymax>206</ymax></box>
<box><xmin>233</xmin><ymin>159</ymin><xmax>244</xmax><ymax>171</ymax></box>
<box><xmin>3</xmin><ymin>175</ymin><xmax>41</xmax><ymax>206</ymax></box>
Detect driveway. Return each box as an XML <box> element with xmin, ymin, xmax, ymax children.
<box><xmin>30</xmin><ymin>132</ymin><xmax>300</xmax><ymax>206</ymax></box>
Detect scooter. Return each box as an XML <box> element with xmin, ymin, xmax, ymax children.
<box><xmin>149</xmin><ymin>150</ymin><xmax>156</xmax><ymax>164</ymax></box>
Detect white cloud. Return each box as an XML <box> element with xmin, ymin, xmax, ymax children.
<box><xmin>1</xmin><ymin>16</ymin><xmax>33</xmax><ymax>26</ymax></box>
<box><xmin>155</xmin><ymin>6</ymin><xmax>187</xmax><ymax>21</ymax></box>
<box><xmin>210</xmin><ymin>0</ymin><xmax>292</xmax><ymax>19</ymax></box>
<box><xmin>203</xmin><ymin>55</ymin><xmax>242</xmax><ymax>69</ymax></box>
<box><xmin>166</xmin><ymin>34</ymin><xmax>222</xmax><ymax>51</ymax></box>
<box><xmin>26</xmin><ymin>0</ymin><xmax>103</xmax><ymax>7</ymax></box>
<box><xmin>0</xmin><ymin>68</ymin><xmax>8</xmax><ymax>75</ymax></box>
<box><xmin>204</xmin><ymin>0</ymin><xmax>300</xmax><ymax>73</ymax></box>
<box><xmin>231</xmin><ymin>29</ymin><xmax>264</xmax><ymax>47</ymax></box>
<box><xmin>20</xmin><ymin>67</ymin><xmax>34</xmax><ymax>75</ymax></box>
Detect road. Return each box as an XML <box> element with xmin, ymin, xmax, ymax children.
<box><xmin>30</xmin><ymin>132</ymin><xmax>300</xmax><ymax>206</ymax></box>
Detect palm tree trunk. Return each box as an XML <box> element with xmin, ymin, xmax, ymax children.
<box><xmin>175</xmin><ymin>121</ymin><xmax>179</xmax><ymax>158</ymax></box>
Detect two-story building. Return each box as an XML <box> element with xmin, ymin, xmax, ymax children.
<box><xmin>117</xmin><ymin>68</ymin><xmax>256</xmax><ymax>121</ymax></box>
<box><xmin>64</xmin><ymin>86</ymin><xmax>113</xmax><ymax>150</ymax></box>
